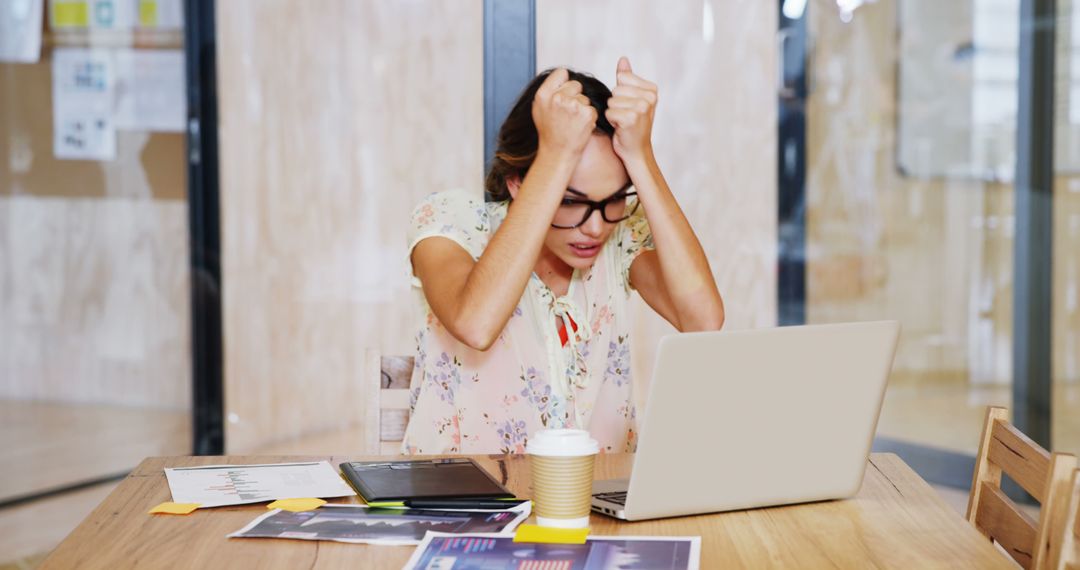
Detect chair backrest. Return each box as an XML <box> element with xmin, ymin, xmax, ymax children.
<box><xmin>966</xmin><ymin>407</ymin><xmax>1078</xmax><ymax>569</ymax></box>
<box><xmin>363</xmin><ymin>350</ymin><xmax>414</xmax><ymax>455</ymax></box>
<box><xmin>1048</xmin><ymin>468</ymin><xmax>1080</xmax><ymax>570</ymax></box>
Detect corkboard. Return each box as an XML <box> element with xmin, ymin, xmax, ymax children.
<box><xmin>0</xmin><ymin>49</ymin><xmax>185</xmax><ymax>200</ymax></box>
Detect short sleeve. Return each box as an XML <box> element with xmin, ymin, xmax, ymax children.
<box><xmin>617</xmin><ymin>196</ymin><xmax>655</xmax><ymax>292</ymax></box>
<box><xmin>407</xmin><ymin>189</ymin><xmax>491</xmax><ymax>287</ymax></box>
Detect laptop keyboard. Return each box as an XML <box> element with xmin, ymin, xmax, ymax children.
<box><xmin>594</xmin><ymin>491</ymin><xmax>628</xmax><ymax>506</ymax></box>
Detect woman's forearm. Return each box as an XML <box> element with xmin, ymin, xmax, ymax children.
<box><xmin>420</xmin><ymin>69</ymin><xmax>599</xmax><ymax>350</ymax></box>
<box><xmin>449</xmin><ymin>150</ymin><xmax>576</xmax><ymax>348</ymax></box>
<box><xmin>626</xmin><ymin>152</ymin><xmax>725</xmax><ymax>331</ymax></box>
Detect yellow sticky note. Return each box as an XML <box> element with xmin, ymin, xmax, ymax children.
<box><xmin>513</xmin><ymin>524</ymin><xmax>589</xmax><ymax>544</ymax></box>
<box><xmin>52</xmin><ymin>1</ymin><xmax>90</xmax><ymax>28</ymax></box>
<box><xmin>148</xmin><ymin>502</ymin><xmax>200</xmax><ymax>515</ymax></box>
<box><xmin>138</xmin><ymin>0</ymin><xmax>158</xmax><ymax>27</ymax></box>
<box><xmin>267</xmin><ymin>498</ymin><xmax>327</xmax><ymax>512</ymax></box>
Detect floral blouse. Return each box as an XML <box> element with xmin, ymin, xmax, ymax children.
<box><xmin>402</xmin><ymin>189</ymin><xmax>654</xmax><ymax>455</ymax></box>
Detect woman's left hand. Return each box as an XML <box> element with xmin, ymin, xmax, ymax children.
<box><xmin>606</xmin><ymin>57</ymin><xmax>658</xmax><ymax>163</ymax></box>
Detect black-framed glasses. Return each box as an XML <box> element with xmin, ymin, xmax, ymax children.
<box><xmin>551</xmin><ymin>191</ymin><xmax>639</xmax><ymax>229</ymax></box>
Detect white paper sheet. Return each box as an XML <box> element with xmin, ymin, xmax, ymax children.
<box><xmin>52</xmin><ymin>48</ymin><xmax>116</xmax><ymax>160</ymax></box>
<box><xmin>90</xmin><ymin>0</ymin><xmax>135</xmax><ymax>29</ymax></box>
<box><xmin>228</xmin><ymin>503</ymin><xmax>532</xmax><ymax>546</ymax></box>
<box><xmin>164</xmin><ymin>461</ymin><xmax>357</xmax><ymax>508</ymax></box>
<box><xmin>135</xmin><ymin>0</ymin><xmax>182</xmax><ymax>29</ymax></box>
<box><xmin>113</xmin><ymin>49</ymin><xmax>186</xmax><ymax>132</ymax></box>
<box><xmin>0</xmin><ymin>0</ymin><xmax>44</xmax><ymax>63</ymax></box>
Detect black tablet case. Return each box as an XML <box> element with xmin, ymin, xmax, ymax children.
<box><xmin>339</xmin><ymin>458</ymin><xmax>515</xmax><ymax>502</ymax></box>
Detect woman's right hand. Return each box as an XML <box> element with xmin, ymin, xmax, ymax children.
<box><xmin>532</xmin><ymin>68</ymin><xmax>597</xmax><ymax>160</ymax></box>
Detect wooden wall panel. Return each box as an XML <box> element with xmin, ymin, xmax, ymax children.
<box><xmin>216</xmin><ymin>1</ymin><xmax>483</xmax><ymax>452</ymax></box>
<box><xmin>537</xmin><ymin>0</ymin><xmax>779</xmax><ymax>412</ymax></box>
<box><xmin>0</xmin><ymin>197</ymin><xmax>191</xmax><ymax>407</ymax></box>
<box><xmin>0</xmin><ymin>60</ymin><xmax>186</xmax><ymax>200</ymax></box>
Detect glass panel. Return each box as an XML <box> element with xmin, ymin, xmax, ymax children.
<box><xmin>805</xmin><ymin>0</ymin><xmax>1018</xmax><ymax>455</ymax></box>
<box><xmin>1054</xmin><ymin>0</ymin><xmax>1080</xmax><ymax>457</ymax></box>
<box><xmin>0</xmin><ymin>0</ymin><xmax>191</xmax><ymax>512</ymax></box>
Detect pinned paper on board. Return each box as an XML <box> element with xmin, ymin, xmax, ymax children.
<box><xmin>136</xmin><ymin>0</ymin><xmax>182</xmax><ymax>29</ymax></box>
<box><xmin>49</xmin><ymin>0</ymin><xmax>134</xmax><ymax>29</ymax></box>
<box><xmin>0</xmin><ymin>0</ymin><xmax>44</xmax><ymax>63</ymax></box>
<box><xmin>88</xmin><ymin>0</ymin><xmax>136</xmax><ymax>29</ymax></box>
<box><xmin>113</xmin><ymin>48</ymin><xmax>186</xmax><ymax>132</ymax></box>
<box><xmin>51</xmin><ymin>48</ymin><xmax>117</xmax><ymax>160</ymax></box>
<box><xmin>49</xmin><ymin>0</ymin><xmax>89</xmax><ymax>28</ymax></box>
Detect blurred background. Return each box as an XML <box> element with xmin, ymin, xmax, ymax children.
<box><xmin>1</xmin><ymin>0</ymin><xmax>1076</xmax><ymax>566</ymax></box>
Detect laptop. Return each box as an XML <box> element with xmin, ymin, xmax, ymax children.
<box><xmin>591</xmin><ymin>320</ymin><xmax>900</xmax><ymax>521</ymax></box>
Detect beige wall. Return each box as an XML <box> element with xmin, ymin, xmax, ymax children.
<box><xmin>537</xmin><ymin>0</ymin><xmax>779</xmax><ymax>410</ymax></box>
<box><xmin>216</xmin><ymin>1</ymin><xmax>483</xmax><ymax>453</ymax></box>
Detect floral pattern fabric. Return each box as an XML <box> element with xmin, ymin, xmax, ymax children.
<box><xmin>402</xmin><ymin>189</ymin><xmax>654</xmax><ymax>455</ymax></box>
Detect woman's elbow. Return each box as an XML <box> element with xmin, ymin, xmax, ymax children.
<box><xmin>707</xmin><ymin>293</ymin><xmax>726</xmax><ymax>330</ymax></box>
<box><xmin>683</xmin><ymin>300</ymin><xmax>724</xmax><ymax>332</ymax></box>
<box><xmin>706</xmin><ymin>311</ymin><xmax>725</xmax><ymax>331</ymax></box>
<box><xmin>450</xmin><ymin>322</ymin><xmax>499</xmax><ymax>352</ymax></box>
<box><xmin>684</xmin><ymin>312</ymin><xmax>724</xmax><ymax>332</ymax></box>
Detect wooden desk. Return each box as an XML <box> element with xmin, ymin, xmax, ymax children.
<box><xmin>42</xmin><ymin>453</ymin><xmax>1012</xmax><ymax>569</ymax></box>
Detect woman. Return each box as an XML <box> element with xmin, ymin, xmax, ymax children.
<box><xmin>403</xmin><ymin>58</ymin><xmax>724</xmax><ymax>454</ymax></box>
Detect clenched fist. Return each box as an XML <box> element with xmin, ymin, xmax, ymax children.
<box><xmin>605</xmin><ymin>57</ymin><xmax>658</xmax><ymax>163</ymax></box>
<box><xmin>532</xmin><ymin>68</ymin><xmax>598</xmax><ymax>159</ymax></box>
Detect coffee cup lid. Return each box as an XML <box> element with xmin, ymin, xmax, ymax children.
<box><xmin>526</xmin><ymin>429</ymin><xmax>599</xmax><ymax>456</ymax></box>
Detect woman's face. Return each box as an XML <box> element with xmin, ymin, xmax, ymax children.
<box><xmin>542</xmin><ymin>134</ymin><xmax>630</xmax><ymax>270</ymax></box>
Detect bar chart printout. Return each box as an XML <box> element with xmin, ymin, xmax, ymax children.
<box><xmin>403</xmin><ymin>533</ymin><xmax>701</xmax><ymax>570</ymax></box>
<box><xmin>164</xmin><ymin>461</ymin><xmax>356</xmax><ymax>507</ymax></box>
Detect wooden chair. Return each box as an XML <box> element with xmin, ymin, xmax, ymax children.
<box><xmin>1047</xmin><ymin>468</ymin><xmax>1080</xmax><ymax>569</ymax></box>
<box><xmin>363</xmin><ymin>350</ymin><xmax>414</xmax><ymax>455</ymax></box>
<box><xmin>967</xmin><ymin>407</ymin><xmax>1078</xmax><ymax>569</ymax></box>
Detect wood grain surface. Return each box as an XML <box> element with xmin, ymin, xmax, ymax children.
<box><xmin>214</xmin><ymin>0</ymin><xmax>483</xmax><ymax>454</ymax></box>
<box><xmin>41</xmin><ymin>453</ymin><xmax>1013</xmax><ymax>569</ymax></box>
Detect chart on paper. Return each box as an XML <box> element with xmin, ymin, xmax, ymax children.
<box><xmin>164</xmin><ymin>461</ymin><xmax>355</xmax><ymax>507</ymax></box>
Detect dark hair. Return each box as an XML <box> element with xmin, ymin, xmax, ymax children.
<box><xmin>484</xmin><ymin>68</ymin><xmax>614</xmax><ymax>202</ymax></box>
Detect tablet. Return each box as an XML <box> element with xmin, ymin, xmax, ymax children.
<box><xmin>339</xmin><ymin>458</ymin><xmax>515</xmax><ymax>503</ymax></box>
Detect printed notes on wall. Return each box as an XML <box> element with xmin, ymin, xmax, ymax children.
<box><xmin>52</xmin><ymin>48</ymin><xmax>116</xmax><ymax>160</ymax></box>
<box><xmin>0</xmin><ymin>0</ymin><xmax>44</xmax><ymax>63</ymax></box>
<box><xmin>114</xmin><ymin>49</ymin><xmax>186</xmax><ymax>132</ymax></box>
<box><xmin>48</xmin><ymin>0</ymin><xmax>182</xmax><ymax>30</ymax></box>
<box><xmin>51</xmin><ymin>47</ymin><xmax>186</xmax><ymax>160</ymax></box>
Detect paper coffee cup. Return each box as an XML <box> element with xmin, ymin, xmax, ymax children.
<box><xmin>526</xmin><ymin>429</ymin><xmax>599</xmax><ymax>528</ymax></box>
